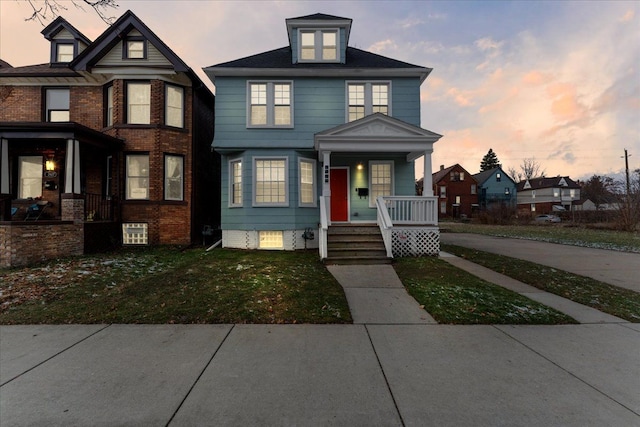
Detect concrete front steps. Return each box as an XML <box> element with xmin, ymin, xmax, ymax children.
<box><xmin>325</xmin><ymin>224</ymin><xmax>392</xmax><ymax>265</ymax></box>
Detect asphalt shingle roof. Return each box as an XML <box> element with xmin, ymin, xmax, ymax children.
<box><xmin>0</xmin><ymin>63</ymin><xmax>79</xmax><ymax>77</ymax></box>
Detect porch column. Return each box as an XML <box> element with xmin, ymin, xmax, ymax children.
<box><xmin>322</xmin><ymin>151</ymin><xmax>331</xmax><ymax>197</ymax></box>
<box><xmin>0</xmin><ymin>138</ymin><xmax>8</xmax><ymax>194</ymax></box>
<box><xmin>422</xmin><ymin>149</ymin><xmax>434</xmax><ymax>196</ymax></box>
<box><xmin>64</xmin><ymin>139</ymin><xmax>81</xmax><ymax>194</ymax></box>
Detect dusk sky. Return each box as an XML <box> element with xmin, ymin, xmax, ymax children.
<box><xmin>1</xmin><ymin>0</ymin><xmax>638</xmax><ymax>181</ymax></box>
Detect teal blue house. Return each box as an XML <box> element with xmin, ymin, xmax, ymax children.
<box><xmin>472</xmin><ymin>167</ymin><xmax>517</xmax><ymax>210</ymax></box>
<box><xmin>204</xmin><ymin>13</ymin><xmax>442</xmax><ymax>260</ymax></box>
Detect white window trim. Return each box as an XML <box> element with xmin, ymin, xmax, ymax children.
<box><xmin>297</xmin><ymin>28</ymin><xmax>339</xmax><ymax>63</ymax></box>
<box><xmin>368</xmin><ymin>160</ymin><xmax>394</xmax><ymax>208</ymax></box>
<box><xmin>298</xmin><ymin>158</ymin><xmax>317</xmax><ymax>207</ymax></box>
<box><xmin>252</xmin><ymin>156</ymin><xmax>289</xmax><ymax>207</ymax></box>
<box><xmin>229</xmin><ymin>158</ymin><xmax>243</xmax><ymax>207</ymax></box>
<box><xmin>345</xmin><ymin>81</ymin><xmax>392</xmax><ymax>122</ymax></box>
<box><xmin>165</xmin><ymin>84</ymin><xmax>184</xmax><ymax>128</ymax></box>
<box><xmin>126</xmin><ymin>82</ymin><xmax>151</xmax><ymax>125</ymax></box>
<box><xmin>246</xmin><ymin>81</ymin><xmax>294</xmax><ymax>128</ymax></box>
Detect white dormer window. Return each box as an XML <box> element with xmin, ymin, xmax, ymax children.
<box><xmin>299</xmin><ymin>29</ymin><xmax>338</xmax><ymax>62</ymax></box>
<box><xmin>56</xmin><ymin>43</ymin><xmax>74</xmax><ymax>62</ymax></box>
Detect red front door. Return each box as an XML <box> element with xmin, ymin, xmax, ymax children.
<box><xmin>330</xmin><ymin>168</ymin><xmax>348</xmax><ymax>222</ymax></box>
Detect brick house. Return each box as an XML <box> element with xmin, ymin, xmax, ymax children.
<box><xmin>432</xmin><ymin>164</ymin><xmax>478</xmax><ymax>219</ymax></box>
<box><xmin>0</xmin><ymin>11</ymin><xmax>218</xmax><ymax>267</ymax></box>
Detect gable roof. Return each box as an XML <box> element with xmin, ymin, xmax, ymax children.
<box><xmin>472</xmin><ymin>167</ymin><xmax>515</xmax><ymax>186</ymax></box>
<box><xmin>432</xmin><ymin>164</ymin><xmax>459</xmax><ymax>183</ymax></box>
<box><xmin>287</xmin><ymin>13</ymin><xmax>351</xmax><ymax>21</ymax></box>
<box><xmin>41</xmin><ymin>16</ymin><xmax>92</xmax><ymax>45</ymax></box>
<box><xmin>0</xmin><ymin>59</ymin><xmax>13</xmax><ymax>69</ymax></box>
<box><xmin>71</xmin><ymin>10</ymin><xmax>189</xmax><ymax>72</ymax></box>
<box><xmin>517</xmin><ymin>176</ymin><xmax>580</xmax><ymax>191</ymax></box>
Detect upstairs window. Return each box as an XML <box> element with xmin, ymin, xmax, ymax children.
<box><xmin>347</xmin><ymin>82</ymin><xmax>390</xmax><ymax>122</ymax></box>
<box><xmin>56</xmin><ymin>43</ymin><xmax>74</xmax><ymax>62</ymax></box>
<box><xmin>126</xmin><ymin>82</ymin><xmax>151</xmax><ymax>124</ymax></box>
<box><xmin>299</xmin><ymin>29</ymin><xmax>338</xmax><ymax>62</ymax></box>
<box><xmin>165</xmin><ymin>85</ymin><xmax>184</xmax><ymax>128</ymax></box>
<box><xmin>247</xmin><ymin>82</ymin><xmax>292</xmax><ymax>128</ymax></box>
<box><xmin>45</xmin><ymin>88</ymin><xmax>70</xmax><ymax>122</ymax></box>
<box><xmin>496</xmin><ymin>173</ymin><xmax>501</xmax><ymax>182</ymax></box>
<box><xmin>124</xmin><ymin>37</ymin><xmax>146</xmax><ymax>59</ymax></box>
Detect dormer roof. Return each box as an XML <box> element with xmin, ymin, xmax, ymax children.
<box><xmin>41</xmin><ymin>16</ymin><xmax>91</xmax><ymax>45</ymax></box>
<box><xmin>71</xmin><ymin>9</ymin><xmax>189</xmax><ymax>72</ymax></box>
<box><xmin>285</xmin><ymin>13</ymin><xmax>353</xmax><ymax>47</ymax></box>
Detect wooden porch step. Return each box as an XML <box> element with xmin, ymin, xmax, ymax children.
<box><xmin>325</xmin><ymin>224</ymin><xmax>391</xmax><ymax>265</ymax></box>
<box><xmin>324</xmin><ymin>256</ymin><xmax>393</xmax><ymax>265</ymax></box>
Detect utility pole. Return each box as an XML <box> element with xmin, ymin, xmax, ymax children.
<box><xmin>623</xmin><ymin>149</ymin><xmax>631</xmax><ymax>195</ymax></box>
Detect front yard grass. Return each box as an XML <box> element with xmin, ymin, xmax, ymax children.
<box><xmin>394</xmin><ymin>256</ymin><xmax>576</xmax><ymax>325</ymax></box>
<box><xmin>442</xmin><ymin>244</ymin><xmax>640</xmax><ymax>323</ymax></box>
<box><xmin>0</xmin><ymin>247</ymin><xmax>351</xmax><ymax>324</ymax></box>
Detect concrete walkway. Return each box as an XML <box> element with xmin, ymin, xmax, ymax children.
<box><xmin>1</xmin><ymin>323</ymin><xmax>639</xmax><ymax>425</ymax></box>
<box><xmin>441</xmin><ymin>232</ymin><xmax>640</xmax><ymax>292</ymax></box>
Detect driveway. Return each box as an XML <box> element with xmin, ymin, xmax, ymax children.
<box><xmin>440</xmin><ymin>233</ymin><xmax>640</xmax><ymax>292</ymax></box>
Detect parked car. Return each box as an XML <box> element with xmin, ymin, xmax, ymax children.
<box><xmin>535</xmin><ymin>214</ymin><xmax>561</xmax><ymax>223</ymax></box>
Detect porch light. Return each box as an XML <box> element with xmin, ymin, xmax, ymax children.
<box><xmin>45</xmin><ymin>159</ymin><xmax>56</xmax><ymax>171</ymax></box>
<box><xmin>357</xmin><ymin>162</ymin><xmax>363</xmax><ymax>171</ymax></box>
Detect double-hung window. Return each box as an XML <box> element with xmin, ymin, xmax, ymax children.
<box><xmin>254</xmin><ymin>158</ymin><xmax>288</xmax><ymax>206</ymax></box>
<box><xmin>18</xmin><ymin>156</ymin><xmax>43</xmax><ymax>199</ymax></box>
<box><xmin>299</xmin><ymin>29</ymin><xmax>338</xmax><ymax>62</ymax></box>
<box><xmin>126</xmin><ymin>154</ymin><xmax>149</xmax><ymax>200</ymax></box>
<box><xmin>229</xmin><ymin>159</ymin><xmax>243</xmax><ymax>207</ymax></box>
<box><xmin>55</xmin><ymin>43</ymin><xmax>74</xmax><ymax>62</ymax></box>
<box><xmin>165</xmin><ymin>85</ymin><xmax>184</xmax><ymax>128</ymax></box>
<box><xmin>127</xmin><ymin>82</ymin><xmax>151</xmax><ymax>124</ymax></box>
<box><xmin>248</xmin><ymin>82</ymin><xmax>292</xmax><ymax>127</ymax></box>
<box><xmin>299</xmin><ymin>159</ymin><xmax>316</xmax><ymax>207</ymax></box>
<box><xmin>164</xmin><ymin>154</ymin><xmax>184</xmax><ymax>201</ymax></box>
<box><xmin>45</xmin><ymin>88</ymin><xmax>70</xmax><ymax>122</ymax></box>
<box><xmin>369</xmin><ymin>161</ymin><xmax>393</xmax><ymax>207</ymax></box>
<box><xmin>105</xmin><ymin>84</ymin><xmax>114</xmax><ymax>126</ymax></box>
<box><xmin>347</xmin><ymin>82</ymin><xmax>390</xmax><ymax>122</ymax></box>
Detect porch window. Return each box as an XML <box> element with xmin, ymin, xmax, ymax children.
<box><xmin>230</xmin><ymin>159</ymin><xmax>243</xmax><ymax>207</ymax></box>
<box><xmin>45</xmin><ymin>88</ymin><xmax>69</xmax><ymax>122</ymax></box>
<box><xmin>299</xmin><ymin>159</ymin><xmax>316</xmax><ymax>207</ymax></box>
<box><xmin>299</xmin><ymin>30</ymin><xmax>338</xmax><ymax>62</ymax></box>
<box><xmin>164</xmin><ymin>154</ymin><xmax>183</xmax><ymax>201</ymax></box>
<box><xmin>165</xmin><ymin>85</ymin><xmax>184</xmax><ymax>128</ymax></box>
<box><xmin>247</xmin><ymin>82</ymin><xmax>292</xmax><ymax>127</ymax></box>
<box><xmin>126</xmin><ymin>82</ymin><xmax>151</xmax><ymax>124</ymax></box>
<box><xmin>347</xmin><ymin>82</ymin><xmax>390</xmax><ymax>122</ymax></box>
<box><xmin>18</xmin><ymin>156</ymin><xmax>43</xmax><ymax>199</ymax></box>
<box><xmin>254</xmin><ymin>158</ymin><xmax>288</xmax><ymax>206</ymax></box>
<box><xmin>126</xmin><ymin>154</ymin><xmax>149</xmax><ymax>200</ymax></box>
<box><xmin>369</xmin><ymin>161</ymin><xmax>393</xmax><ymax>207</ymax></box>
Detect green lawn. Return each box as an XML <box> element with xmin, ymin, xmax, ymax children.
<box><xmin>441</xmin><ymin>223</ymin><xmax>640</xmax><ymax>253</ymax></box>
<box><xmin>0</xmin><ymin>247</ymin><xmax>351</xmax><ymax>324</ymax></box>
<box><xmin>394</xmin><ymin>256</ymin><xmax>576</xmax><ymax>325</ymax></box>
<box><xmin>441</xmin><ymin>244</ymin><xmax>640</xmax><ymax>323</ymax></box>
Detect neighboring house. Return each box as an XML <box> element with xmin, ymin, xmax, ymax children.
<box><xmin>516</xmin><ymin>176</ymin><xmax>581</xmax><ymax>214</ymax></box>
<box><xmin>472</xmin><ymin>167</ymin><xmax>517</xmax><ymax>211</ymax></box>
<box><xmin>0</xmin><ymin>10</ymin><xmax>218</xmax><ymax>267</ymax></box>
<box><xmin>204</xmin><ymin>13</ymin><xmax>442</xmax><ymax>261</ymax></box>
<box><xmin>432</xmin><ymin>164</ymin><xmax>478</xmax><ymax>219</ymax></box>
<box><xmin>573</xmin><ymin>198</ymin><xmax>596</xmax><ymax>211</ymax></box>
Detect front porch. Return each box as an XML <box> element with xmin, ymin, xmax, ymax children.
<box><xmin>319</xmin><ymin>196</ymin><xmax>440</xmax><ymax>263</ymax></box>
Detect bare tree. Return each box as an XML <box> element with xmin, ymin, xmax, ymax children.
<box><xmin>614</xmin><ymin>168</ymin><xmax>640</xmax><ymax>231</ymax></box>
<box><xmin>23</xmin><ymin>0</ymin><xmax>118</xmax><ymax>25</ymax></box>
<box><xmin>520</xmin><ymin>158</ymin><xmax>545</xmax><ymax>180</ymax></box>
<box><xmin>507</xmin><ymin>166</ymin><xmax>522</xmax><ymax>183</ymax></box>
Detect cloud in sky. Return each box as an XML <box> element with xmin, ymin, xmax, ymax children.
<box><xmin>1</xmin><ymin>0</ymin><xmax>637</xmax><ymax>180</ymax></box>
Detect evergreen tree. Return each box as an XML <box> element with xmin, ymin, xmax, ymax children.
<box><xmin>480</xmin><ymin>149</ymin><xmax>501</xmax><ymax>172</ymax></box>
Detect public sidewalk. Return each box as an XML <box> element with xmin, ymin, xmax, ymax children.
<box><xmin>1</xmin><ymin>323</ymin><xmax>639</xmax><ymax>426</ymax></box>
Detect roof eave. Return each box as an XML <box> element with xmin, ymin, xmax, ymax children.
<box><xmin>205</xmin><ymin>67</ymin><xmax>431</xmax><ymax>80</ymax></box>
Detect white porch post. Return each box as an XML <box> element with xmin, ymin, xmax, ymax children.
<box><xmin>422</xmin><ymin>149</ymin><xmax>433</xmax><ymax>196</ymax></box>
<box><xmin>64</xmin><ymin>139</ymin><xmax>81</xmax><ymax>194</ymax></box>
<box><xmin>0</xmin><ymin>138</ymin><xmax>8</xmax><ymax>194</ymax></box>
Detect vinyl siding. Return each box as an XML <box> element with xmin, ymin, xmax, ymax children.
<box><xmin>96</xmin><ymin>37</ymin><xmax>172</xmax><ymax>67</ymax></box>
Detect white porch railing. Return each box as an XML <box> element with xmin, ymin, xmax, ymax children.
<box><xmin>377</xmin><ymin>196</ymin><xmax>440</xmax><ymax>257</ymax></box>
<box><xmin>319</xmin><ymin>195</ymin><xmax>330</xmax><ymax>259</ymax></box>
